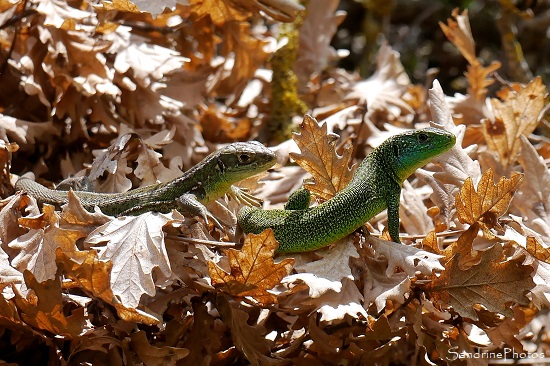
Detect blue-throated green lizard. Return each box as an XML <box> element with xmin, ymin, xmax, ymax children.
<box><xmin>238</xmin><ymin>127</ymin><xmax>456</xmax><ymax>252</ymax></box>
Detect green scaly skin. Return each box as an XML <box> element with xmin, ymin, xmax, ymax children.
<box><xmin>238</xmin><ymin>127</ymin><xmax>456</xmax><ymax>253</ymax></box>
<box><xmin>16</xmin><ymin>142</ymin><xmax>277</xmax><ymax>221</ymax></box>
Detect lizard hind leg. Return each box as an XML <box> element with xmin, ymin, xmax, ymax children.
<box><xmin>284</xmin><ymin>186</ymin><xmax>311</xmax><ymax>210</ymax></box>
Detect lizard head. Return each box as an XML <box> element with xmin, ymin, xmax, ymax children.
<box><xmin>383</xmin><ymin>127</ymin><xmax>456</xmax><ymax>183</ymax></box>
<box><xmin>214</xmin><ymin>141</ymin><xmax>277</xmax><ymax>183</ymax></box>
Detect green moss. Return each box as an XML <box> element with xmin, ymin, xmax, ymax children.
<box><xmin>269</xmin><ymin>6</ymin><xmax>308</xmax><ymax>144</ymax></box>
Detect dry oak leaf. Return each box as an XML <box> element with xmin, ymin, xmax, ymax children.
<box><xmin>465</xmin><ymin>61</ymin><xmax>501</xmax><ymax>103</ymax></box>
<box><xmin>13</xmin><ymin>271</ymin><xmax>88</xmax><ymax>338</ymax></box>
<box><xmin>426</xmin><ymin>243</ymin><xmax>534</xmax><ymax>321</ymax></box>
<box><xmin>56</xmin><ymin>248</ymin><xmax>161</xmax><ymax>325</ymax></box>
<box><xmin>514</xmin><ymin>134</ymin><xmax>550</xmax><ymax>226</ymax></box>
<box><xmin>85</xmin><ymin>212</ymin><xmax>172</xmax><ymax>308</ymax></box>
<box><xmin>455</xmin><ymin>169</ymin><xmax>523</xmax><ymax>238</ymax></box>
<box><xmin>0</xmin><ymin>245</ymin><xmax>23</xmax><ymax>289</ymax></box>
<box><xmin>130</xmin><ymin>330</ymin><xmax>189</xmax><ymax>364</ymax></box>
<box><xmin>482</xmin><ymin>77</ymin><xmax>548</xmax><ymax>168</ymax></box>
<box><xmin>104</xmin><ymin>0</ymin><xmax>140</xmax><ymax>12</ymax></box>
<box><xmin>368</xmin><ymin>236</ymin><xmax>444</xmax><ymax>277</ymax></box>
<box><xmin>290</xmin><ymin>114</ymin><xmax>355</xmax><ymax>201</ymax></box>
<box><xmin>9</xmin><ymin>204</ymin><xmax>84</xmax><ymax>283</ymax></box>
<box><xmin>439</xmin><ymin>8</ymin><xmax>477</xmax><ymax>66</ymax></box>
<box><xmin>217</xmin><ymin>295</ymin><xmax>285</xmax><ymax>366</ymax></box>
<box><xmin>359</xmin><ymin>252</ymin><xmax>410</xmax><ymax>312</ymax></box>
<box><xmin>190</xmin><ymin>0</ymin><xmax>253</xmax><ymax>26</ymax></box>
<box><xmin>345</xmin><ymin>43</ymin><xmax>413</xmax><ymax>120</ymax></box>
<box><xmin>214</xmin><ymin>21</ymin><xmax>273</xmax><ymax>98</ymax></box>
<box><xmin>280</xmin><ymin>274</ymin><xmax>368</xmax><ymax>321</ymax></box>
<box><xmin>485</xmin><ymin>305</ymin><xmax>535</xmax><ymax>352</ymax></box>
<box><xmin>37</xmin><ymin>0</ymin><xmax>92</xmax><ymax>28</ymax></box>
<box><xmin>208</xmin><ymin>229</ymin><xmax>294</xmax><ymax>306</ymax></box>
<box><xmin>439</xmin><ymin>8</ymin><xmax>500</xmax><ymax>102</ymax></box>
<box><xmin>179</xmin><ymin>301</ymin><xmax>223</xmax><ymax>365</ymax></box>
<box><xmin>294</xmin><ymin>237</ymin><xmax>359</xmax><ymax>283</ymax></box>
<box><xmin>422</xmin><ymin>224</ymin><xmax>481</xmax><ymax>269</ymax></box>
<box><xmin>526</xmin><ymin>236</ymin><xmax>550</xmax><ymax>263</ymax></box>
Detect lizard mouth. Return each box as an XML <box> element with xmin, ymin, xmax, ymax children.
<box><xmin>441</xmin><ymin>133</ymin><xmax>456</xmax><ymax>149</ymax></box>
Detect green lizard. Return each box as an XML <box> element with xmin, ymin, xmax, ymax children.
<box><xmin>238</xmin><ymin>127</ymin><xmax>456</xmax><ymax>253</ymax></box>
<box><xmin>16</xmin><ymin>141</ymin><xmax>277</xmax><ymax>227</ymax></box>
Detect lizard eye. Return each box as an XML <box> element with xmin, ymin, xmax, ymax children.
<box><xmin>217</xmin><ymin>159</ymin><xmax>226</xmax><ymax>172</ymax></box>
<box><xmin>418</xmin><ymin>133</ymin><xmax>429</xmax><ymax>143</ymax></box>
<box><xmin>238</xmin><ymin>153</ymin><xmax>251</xmax><ymax>163</ymax></box>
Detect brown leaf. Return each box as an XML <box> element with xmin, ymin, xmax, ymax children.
<box><xmin>359</xmin><ymin>252</ymin><xmax>410</xmax><ymax>312</ymax></box>
<box><xmin>217</xmin><ymin>295</ymin><xmax>285</xmax><ymax>366</ymax></box>
<box><xmin>526</xmin><ymin>236</ymin><xmax>550</xmax><ymax>263</ymax></box>
<box><xmin>11</xmin><ymin>205</ymin><xmax>84</xmax><ymax>282</ymax></box>
<box><xmin>57</xmin><ymin>248</ymin><xmax>113</xmax><ymax>304</ymax></box>
<box><xmin>465</xmin><ymin>61</ymin><xmax>501</xmax><ymax>102</ymax></box>
<box><xmin>422</xmin><ymin>224</ymin><xmax>481</xmax><ymax>269</ymax></box>
<box><xmin>0</xmin><ymin>290</ymin><xmax>35</xmax><ymax>336</ymax></box>
<box><xmin>190</xmin><ymin>0</ymin><xmax>253</xmax><ymax>26</ymax></box>
<box><xmin>56</xmin><ymin>248</ymin><xmax>161</xmax><ymax>325</ymax></box>
<box><xmin>85</xmin><ymin>212</ymin><xmax>173</xmax><ymax>308</ymax></box>
<box><xmin>104</xmin><ymin>0</ymin><xmax>140</xmax><ymax>12</ymax></box>
<box><xmin>0</xmin><ymin>245</ymin><xmax>23</xmax><ymax>288</ymax></box>
<box><xmin>290</xmin><ymin>115</ymin><xmax>354</xmax><ymax>201</ymax></box>
<box><xmin>130</xmin><ymin>330</ymin><xmax>189</xmax><ymax>364</ymax></box>
<box><xmin>208</xmin><ymin>229</ymin><xmax>294</xmax><ymax>305</ymax></box>
<box><xmin>180</xmin><ymin>301</ymin><xmax>223</xmax><ymax>366</ymax></box>
<box><xmin>200</xmin><ymin>105</ymin><xmax>252</xmax><ymax>142</ymax></box>
<box><xmin>215</xmin><ymin>22</ymin><xmax>271</xmax><ymax>98</ymax></box>
<box><xmin>514</xmin><ymin>134</ymin><xmax>550</xmax><ymax>226</ymax></box>
<box><xmin>440</xmin><ymin>9</ymin><xmax>501</xmax><ymax>103</ymax></box>
<box><xmin>455</xmin><ymin>169</ymin><xmax>523</xmax><ymax>237</ymax></box>
<box><xmin>345</xmin><ymin>43</ymin><xmax>412</xmax><ymax>120</ymax></box>
<box><xmin>426</xmin><ymin>243</ymin><xmax>534</xmax><ymax>320</ymax></box>
<box><xmin>14</xmin><ymin>271</ymin><xmax>88</xmax><ymax>338</ymax></box>
<box><xmin>482</xmin><ymin>77</ymin><xmax>548</xmax><ymax>168</ymax></box>
<box><xmin>0</xmin><ymin>193</ymin><xmax>37</xmax><ymax>245</ymax></box>
<box><xmin>294</xmin><ymin>0</ymin><xmax>343</xmax><ymax>85</ymax></box>
<box><xmin>439</xmin><ymin>8</ymin><xmax>477</xmax><ymax>66</ymax></box>
<box><xmin>485</xmin><ymin>305</ymin><xmax>535</xmax><ymax>350</ymax></box>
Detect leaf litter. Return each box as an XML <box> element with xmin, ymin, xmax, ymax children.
<box><xmin>0</xmin><ymin>1</ymin><xmax>549</xmax><ymax>364</ymax></box>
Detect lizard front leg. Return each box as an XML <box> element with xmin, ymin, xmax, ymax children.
<box><xmin>175</xmin><ymin>193</ymin><xmax>224</xmax><ymax>229</ymax></box>
<box><xmin>386</xmin><ymin>189</ymin><xmax>402</xmax><ymax>243</ymax></box>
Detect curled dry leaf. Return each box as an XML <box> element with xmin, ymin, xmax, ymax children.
<box><xmin>208</xmin><ymin>229</ymin><xmax>294</xmax><ymax>306</ymax></box>
<box><xmin>10</xmin><ymin>205</ymin><xmax>84</xmax><ymax>283</ymax></box>
<box><xmin>290</xmin><ymin>115</ymin><xmax>355</xmax><ymax>201</ymax></box>
<box><xmin>368</xmin><ymin>236</ymin><xmax>444</xmax><ymax>277</ymax></box>
<box><xmin>455</xmin><ymin>169</ymin><xmax>523</xmax><ymax>238</ymax></box>
<box><xmin>56</xmin><ymin>248</ymin><xmax>161</xmax><ymax>325</ymax></box>
<box><xmin>358</xmin><ymin>253</ymin><xmax>410</xmax><ymax>312</ymax></box>
<box><xmin>217</xmin><ymin>295</ymin><xmax>285</xmax><ymax>366</ymax></box>
<box><xmin>526</xmin><ymin>236</ymin><xmax>550</xmax><ymax>264</ymax></box>
<box><xmin>130</xmin><ymin>331</ymin><xmax>189</xmax><ymax>364</ymax></box>
<box><xmin>482</xmin><ymin>77</ymin><xmax>548</xmax><ymax>168</ymax></box>
<box><xmin>85</xmin><ymin>212</ymin><xmax>173</xmax><ymax>308</ymax></box>
<box><xmin>439</xmin><ymin>9</ymin><xmax>477</xmax><ymax>66</ymax></box>
<box><xmin>514</xmin><ymin>134</ymin><xmax>550</xmax><ymax>227</ymax></box>
<box><xmin>280</xmin><ymin>274</ymin><xmax>368</xmax><ymax>322</ymax></box>
<box><xmin>13</xmin><ymin>271</ymin><xmax>89</xmax><ymax>338</ymax></box>
<box><xmin>440</xmin><ymin>9</ymin><xmax>501</xmax><ymax>102</ymax></box>
<box><xmin>345</xmin><ymin>43</ymin><xmax>413</xmax><ymax>120</ymax></box>
<box><xmin>426</xmin><ymin>243</ymin><xmax>534</xmax><ymax>321</ymax></box>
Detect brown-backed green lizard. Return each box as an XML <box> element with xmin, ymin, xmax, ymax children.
<box><xmin>16</xmin><ymin>141</ymin><xmax>277</xmax><ymax>227</ymax></box>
